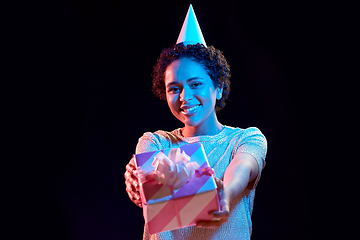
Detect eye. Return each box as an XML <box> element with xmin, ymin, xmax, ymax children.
<box><xmin>191</xmin><ymin>82</ymin><xmax>202</xmax><ymax>88</ymax></box>
<box><xmin>168</xmin><ymin>86</ymin><xmax>180</xmax><ymax>93</ymax></box>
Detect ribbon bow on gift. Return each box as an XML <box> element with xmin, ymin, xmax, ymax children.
<box><xmin>151</xmin><ymin>148</ymin><xmax>200</xmax><ymax>189</ymax></box>
<box><xmin>195</xmin><ymin>166</ymin><xmax>215</xmax><ymax>177</ymax></box>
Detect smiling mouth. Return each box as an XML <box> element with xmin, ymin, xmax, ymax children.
<box><xmin>180</xmin><ymin>105</ymin><xmax>201</xmax><ymax>115</ymax></box>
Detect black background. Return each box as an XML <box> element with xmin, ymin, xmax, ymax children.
<box><xmin>32</xmin><ymin>0</ymin><xmax>331</xmax><ymax>239</ymax></box>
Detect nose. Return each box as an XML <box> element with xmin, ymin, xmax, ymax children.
<box><xmin>179</xmin><ymin>86</ymin><xmax>193</xmax><ymax>102</ymax></box>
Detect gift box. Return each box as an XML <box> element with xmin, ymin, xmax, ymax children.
<box><xmin>134</xmin><ymin>143</ymin><xmax>220</xmax><ymax>234</ymax></box>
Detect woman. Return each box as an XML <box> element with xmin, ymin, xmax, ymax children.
<box><xmin>124</xmin><ymin>42</ymin><xmax>267</xmax><ymax>240</ymax></box>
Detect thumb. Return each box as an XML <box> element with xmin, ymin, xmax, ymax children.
<box><xmin>214</xmin><ymin>177</ymin><xmax>224</xmax><ymax>190</ymax></box>
<box><xmin>219</xmin><ymin>199</ymin><xmax>230</xmax><ymax>212</ymax></box>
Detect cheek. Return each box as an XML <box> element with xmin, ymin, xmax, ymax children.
<box><xmin>197</xmin><ymin>89</ymin><xmax>217</xmax><ymax>107</ymax></box>
<box><xmin>166</xmin><ymin>94</ymin><xmax>179</xmax><ymax>111</ymax></box>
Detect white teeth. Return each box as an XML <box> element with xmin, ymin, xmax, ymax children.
<box><xmin>181</xmin><ymin>105</ymin><xmax>200</xmax><ymax>114</ymax></box>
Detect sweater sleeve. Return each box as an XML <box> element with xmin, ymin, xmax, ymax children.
<box><xmin>234</xmin><ymin>127</ymin><xmax>268</xmax><ymax>188</ymax></box>
<box><xmin>135</xmin><ymin>132</ymin><xmax>162</xmax><ymax>154</ymax></box>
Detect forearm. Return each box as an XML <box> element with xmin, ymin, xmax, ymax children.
<box><xmin>223</xmin><ymin>162</ymin><xmax>251</xmax><ymax>203</ymax></box>
<box><xmin>223</xmin><ymin>153</ymin><xmax>257</xmax><ymax>204</ymax></box>
<box><xmin>196</xmin><ymin>153</ymin><xmax>258</xmax><ymax>228</ymax></box>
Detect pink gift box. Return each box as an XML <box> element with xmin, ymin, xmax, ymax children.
<box><xmin>134</xmin><ymin>143</ymin><xmax>220</xmax><ymax>234</ymax></box>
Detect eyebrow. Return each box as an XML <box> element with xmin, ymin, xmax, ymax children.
<box><xmin>166</xmin><ymin>77</ymin><xmax>203</xmax><ymax>88</ymax></box>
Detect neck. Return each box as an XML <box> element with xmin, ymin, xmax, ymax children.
<box><xmin>181</xmin><ymin>115</ymin><xmax>223</xmax><ymax>137</ymax></box>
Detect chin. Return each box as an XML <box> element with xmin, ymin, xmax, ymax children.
<box><xmin>173</xmin><ymin>109</ymin><xmax>208</xmax><ymax>128</ymax></box>
<box><xmin>182</xmin><ymin>118</ymin><xmax>203</xmax><ymax>128</ymax></box>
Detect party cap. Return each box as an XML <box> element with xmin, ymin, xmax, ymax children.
<box><xmin>176</xmin><ymin>4</ymin><xmax>207</xmax><ymax>47</ymax></box>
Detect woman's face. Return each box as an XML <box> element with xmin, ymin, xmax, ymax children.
<box><xmin>164</xmin><ymin>57</ymin><xmax>222</xmax><ymax>129</ymax></box>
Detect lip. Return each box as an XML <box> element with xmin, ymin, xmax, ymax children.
<box><xmin>180</xmin><ymin>104</ymin><xmax>201</xmax><ymax>110</ymax></box>
<box><xmin>180</xmin><ymin>104</ymin><xmax>201</xmax><ymax>116</ymax></box>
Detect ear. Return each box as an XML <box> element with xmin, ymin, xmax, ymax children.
<box><xmin>216</xmin><ymin>86</ymin><xmax>223</xmax><ymax>100</ymax></box>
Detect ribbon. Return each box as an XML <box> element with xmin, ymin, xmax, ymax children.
<box><xmin>195</xmin><ymin>166</ymin><xmax>215</xmax><ymax>177</ymax></box>
<box><xmin>144</xmin><ymin>148</ymin><xmax>200</xmax><ymax>227</ymax></box>
<box><xmin>135</xmin><ymin>148</ymin><xmax>215</xmax><ymax>228</ymax></box>
<box><xmin>151</xmin><ymin>148</ymin><xmax>200</xmax><ymax>190</ymax></box>
<box><xmin>134</xmin><ymin>148</ymin><xmax>201</xmax><ymax>189</ymax></box>
<box><xmin>135</xmin><ymin>168</ymin><xmax>156</xmax><ymax>184</ymax></box>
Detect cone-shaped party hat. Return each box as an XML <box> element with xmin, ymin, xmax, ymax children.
<box><xmin>176</xmin><ymin>4</ymin><xmax>207</xmax><ymax>47</ymax></box>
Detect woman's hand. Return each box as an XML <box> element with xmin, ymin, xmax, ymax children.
<box><xmin>196</xmin><ymin>178</ymin><xmax>230</xmax><ymax>228</ymax></box>
<box><xmin>124</xmin><ymin>156</ymin><xmax>143</xmax><ymax>208</ymax></box>
<box><xmin>196</xmin><ymin>152</ymin><xmax>258</xmax><ymax>228</ymax></box>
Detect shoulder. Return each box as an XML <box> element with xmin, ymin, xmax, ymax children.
<box><xmin>241</xmin><ymin>127</ymin><xmax>267</xmax><ymax>141</ymax></box>
<box><xmin>235</xmin><ymin>126</ymin><xmax>267</xmax><ymax>150</ymax></box>
<box><xmin>223</xmin><ymin>126</ymin><xmax>266</xmax><ymax>140</ymax></box>
<box><xmin>232</xmin><ymin>126</ymin><xmax>268</xmax><ymax>164</ymax></box>
<box><xmin>135</xmin><ymin>129</ymin><xmax>182</xmax><ymax>154</ymax></box>
<box><xmin>227</xmin><ymin>125</ymin><xmax>265</xmax><ymax>136</ymax></box>
<box><xmin>225</xmin><ymin>125</ymin><xmax>267</xmax><ymax>158</ymax></box>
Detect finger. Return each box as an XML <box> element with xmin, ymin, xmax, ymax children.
<box><xmin>214</xmin><ymin>177</ymin><xmax>224</xmax><ymax>189</ymax></box>
<box><xmin>125</xmin><ymin>173</ymin><xmax>139</xmax><ymax>191</ymax></box>
<box><xmin>125</xmin><ymin>179</ymin><xmax>140</xmax><ymax>194</ymax></box>
<box><xmin>126</xmin><ymin>185</ymin><xmax>142</xmax><ymax>205</ymax></box>
<box><xmin>124</xmin><ymin>170</ymin><xmax>130</xmax><ymax>179</ymax></box>
<box><xmin>125</xmin><ymin>166</ymin><xmax>139</xmax><ymax>185</ymax></box>
<box><xmin>211</xmin><ymin>210</ymin><xmax>229</xmax><ymax>218</ymax></box>
<box><xmin>124</xmin><ymin>175</ymin><xmax>137</xmax><ymax>191</ymax></box>
<box><xmin>196</xmin><ymin>218</ymin><xmax>227</xmax><ymax>228</ymax></box>
<box><xmin>124</xmin><ymin>170</ymin><xmax>139</xmax><ymax>184</ymax></box>
<box><xmin>131</xmin><ymin>194</ymin><xmax>143</xmax><ymax>208</ymax></box>
<box><xmin>129</xmin><ymin>193</ymin><xmax>142</xmax><ymax>208</ymax></box>
<box><xmin>131</xmin><ymin>178</ymin><xmax>139</xmax><ymax>190</ymax></box>
<box><xmin>218</xmin><ymin>199</ymin><xmax>230</xmax><ymax>212</ymax></box>
<box><xmin>125</xmin><ymin>181</ymin><xmax>138</xmax><ymax>193</ymax></box>
<box><xmin>134</xmin><ymin>179</ymin><xmax>139</xmax><ymax>189</ymax></box>
<box><xmin>130</xmin><ymin>191</ymin><xmax>141</xmax><ymax>202</ymax></box>
<box><xmin>126</xmin><ymin>163</ymin><xmax>136</xmax><ymax>173</ymax></box>
<box><xmin>129</xmin><ymin>156</ymin><xmax>135</xmax><ymax>165</ymax></box>
<box><xmin>209</xmin><ymin>199</ymin><xmax>230</xmax><ymax>218</ymax></box>
<box><xmin>124</xmin><ymin>169</ymin><xmax>136</xmax><ymax>180</ymax></box>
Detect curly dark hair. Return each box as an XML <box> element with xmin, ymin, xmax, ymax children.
<box><xmin>152</xmin><ymin>43</ymin><xmax>231</xmax><ymax>112</ymax></box>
